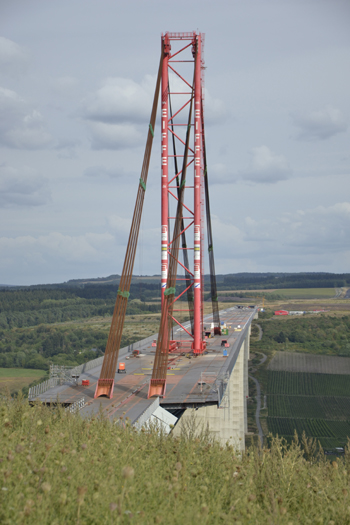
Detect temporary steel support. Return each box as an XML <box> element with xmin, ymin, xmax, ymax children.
<box><xmin>161</xmin><ymin>32</ymin><xmax>205</xmax><ymax>354</ymax></box>
<box><xmin>159</xmin><ymin>32</ymin><xmax>206</xmax><ymax>355</ymax></box>
<box><xmin>94</xmin><ymin>53</ymin><xmax>163</xmax><ymax>399</ymax></box>
<box><xmin>161</xmin><ymin>34</ymin><xmax>170</xmax><ymax>306</ymax></box>
<box><xmin>148</xmin><ymin>31</ymin><xmax>206</xmax><ymax>398</ymax></box>
<box><xmin>193</xmin><ymin>34</ymin><xmax>203</xmax><ymax>353</ymax></box>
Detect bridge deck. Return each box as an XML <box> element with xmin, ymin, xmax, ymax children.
<box><xmin>36</xmin><ymin>307</ymin><xmax>256</xmax><ymax>424</ymax></box>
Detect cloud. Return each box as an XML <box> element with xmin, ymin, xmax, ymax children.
<box><xmin>0</xmin><ymin>232</ymin><xmax>115</xmax><ymax>267</ymax></box>
<box><xmin>242</xmin><ymin>146</ymin><xmax>292</xmax><ymax>183</ymax></box>
<box><xmin>0</xmin><ymin>36</ymin><xmax>28</xmax><ymax>75</ymax></box>
<box><xmin>210</xmin><ymin>201</ymin><xmax>350</xmax><ymax>270</ymax></box>
<box><xmin>82</xmin><ymin>76</ymin><xmax>155</xmax><ymax>124</ymax></box>
<box><xmin>81</xmin><ymin>75</ymin><xmax>225</xmax><ymax>150</ymax></box>
<box><xmin>292</xmin><ymin>106</ymin><xmax>347</xmax><ymax>140</ymax></box>
<box><xmin>209</xmin><ymin>163</ymin><xmax>238</xmax><ymax>185</ymax></box>
<box><xmin>87</xmin><ymin>121</ymin><xmax>144</xmax><ymax>150</ymax></box>
<box><xmin>80</xmin><ymin>75</ymin><xmax>158</xmax><ymax>150</ymax></box>
<box><xmin>203</xmin><ymin>88</ymin><xmax>226</xmax><ymax>124</ymax></box>
<box><xmin>55</xmin><ymin>138</ymin><xmax>80</xmax><ymax>159</ymax></box>
<box><xmin>84</xmin><ymin>165</ymin><xmax>129</xmax><ymax>179</ymax></box>
<box><xmin>0</xmin><ymin>87</ymin><xmax>52</xmax><ymax>149</ymax></box>
<box><xmin>0</xmin><ymin>163</ymin><xmax>50</xmax><ymax>207</ymax></box>
<box><xmin>241</xmin><ymin>202</ymin><xmax>350</xmax><ymax>257</ymax></box>
<box><xmin>50</xmin><ymin>76</ymin><xmax>79</xmax><ymax>97</ymax></box>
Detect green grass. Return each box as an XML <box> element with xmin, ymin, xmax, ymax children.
<box><xmin>0</xmin><ymin>369</ymin><xmax>46</xmax><ymax>395</ymax></box>
<box><xmin>0</xmin><ymin>368</ymin><xmax>46</xmax><ymax>378</ymax></box>
<box><xmin>1</xmin><ymin>396</ymin><xmax>350</xmax><ymax>524</ymax></box>
<box><xmin>276</xmin><ymin>288</ymin><xmax>336</xmax><ymax>299</ymax></box>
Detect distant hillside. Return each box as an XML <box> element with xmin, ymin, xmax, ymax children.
<box><xmin>1</xmin><ymin>272</ymin><xmax>349</xmax><ymax>292</ymax></box>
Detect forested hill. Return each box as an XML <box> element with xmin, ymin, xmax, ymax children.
<box><xmin>1</xmin><ymin>272</ymin><xmax>349</xmax><ymax>330</ymax></box>
<box><xmin>219</xmin><ymin>272</ymin><xmax>350</xmax><ymax>290</ymax></box>
<box><xmin>0</xmin><ymin>283</ymin><xmax>161</xmax><ymax>330</ymax></box>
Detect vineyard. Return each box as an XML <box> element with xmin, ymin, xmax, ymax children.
<box><xmin>266</xmin><ymin>371</ymin><xmax>350</xmax><ymax>450</ymax></box>
<box><xmin>268</xmin><ymin>352</ymin><xmax>350</xmax><ymax>374</ymax></box>
<box><xmin>267</xmin><ymin>417</ymin><xmax>350</xmax><ymax>448</ymax></box>
<box><xmin>268</xmin><ymin>394</ymin><xmax>350</xmax><ymax>420</ymax></box>
<box><xmin>267</xmin><ymin>371</ymin><xmax>350</xmax><ymax>396</ymax></box>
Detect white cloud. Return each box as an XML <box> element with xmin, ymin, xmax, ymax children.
<box><xmin>0</xmin><ymin>163</ymin><xmax>50</xmax><ymax>207</ymax></box>
<box><xmin>0</xmin><ymin>36</ymin><xmax>28</xmax><ymax>75</ymax></box>
<box><xmin>87</xmin><ymin>121</ymin><xmax>144</xmax><ymax>150</ymax></box>
<box><xmin>203</xmin><ymin>88</ymin><xmax>226</xmax><ymax>124</ymax></box>
<box><xmin>82</xmin><ymin>76</ymin><xmax>155</xmax><ymax>124</ymax></box>
<box><xmin>209</xmin><ymin>201</ymin><xmax>350</xmax><ymax>273</ymax></box>
<box><xmin>50</xmin><ymin>76</ymin><xmax>79</xmax><ymax>97</ymax></box>
<box><xmin>242</xmin><ymin>146</ymin><xmax>292</xmax><ymax>183</ymax></box>
<box><xmin>209</xmin><ymin>163</ymin><xmax>238</xmax><ymax>185</ymax></box>
<box><xmin>55</xmin><ymin>138</ymin><xmax>80</xmax><ymax>159</ymax></box>
<box><xmin>80</xmin><ymin>75</ymin><xmax>157</xmax><ymax>150</ymax></box>
<box><xmin>84</xmin><ymin>165</ymin><xmax>128</xmax><ymax>179</ymax></box>
<box><xmin>0</xmin><ymin>232</ymin><xmax>115</xmax><ymax>268</ymax></box>
<box><xmin>0</xmin><ymin>87</ymin><xmax>52</xmax><ymax>149</ymax></box>
<box><xmin>292</xmin><ymin>105</ymin><xmax>348</xmax><ymax>140</ymax></box>
<box><xmin>243</xmin><ymin>201</ymin><xmax>350</xmax><ymax>256</ymax></box>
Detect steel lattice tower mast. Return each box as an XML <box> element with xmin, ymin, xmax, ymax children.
<box><xmin>160</xmin><ymin>32</ymin><xmax>205</xmax><ymax>354</ymax></box>
<box><xmin>148</xmin><ymin>32</ymin><xmax>206</xmax><ymax>398</ymax></box>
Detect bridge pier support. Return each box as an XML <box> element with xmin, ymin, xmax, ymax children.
<box><xmin>173</xmin><ymin>327</ymin><xmax>251</xmax><ymax>452</ymax></box>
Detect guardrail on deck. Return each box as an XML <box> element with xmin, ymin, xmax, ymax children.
<box><xmin>28</xmin><ymin>377</ymin><xmax>60</xmax><ymax>400</ymax></box>
<box><xmin>28</xmin><ymin>333</ymin><xmax>160</xmax><ymax>401</ymax></box>
<box><xmin>65</xmin><ymin>397</ymin><xmax>85</xmax><ymax>413</ymax></box>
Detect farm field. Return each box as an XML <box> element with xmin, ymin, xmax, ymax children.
<box><xmin>267</xmin><ymin>370</ymin><xmax>350</xmax><ymax>450</ymax></box>
<box><xmin>268</xmin><ymin>352</ymin><xmax>350</xmax><ymax>374</ymax></box>
<box><xmin>275</xmin><ymin>288</ymin><xmax>336</xmax><ymax>299</ymax></box>
<box><xmin>0</xmin><ymin>368</ymin><xmax>46</xmax><ymax>394</ymax></box>
<box><xmin>267</xmin><ymin>371</ymin><xmax>350</xmax><ymax>396</ymax></box>
<box><xmin>268</xmin><ymin>394</ymin><xmax>350</xmax><ymax>420</ymax></box>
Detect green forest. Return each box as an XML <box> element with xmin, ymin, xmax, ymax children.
<box><xmin>0</xmin><ymin>283</ymin><xmax>162</xmax><ymax>371</ymax></box>
<box><xmin>0</xmin><ymin>271</ymin><xmax>348</xmax><ymax>373</ymax></box>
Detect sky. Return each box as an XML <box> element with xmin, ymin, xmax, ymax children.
<box><xmin>0</xmin><ymin>0</ymin><xmax>349</xmax><ymax>285</ymax></box>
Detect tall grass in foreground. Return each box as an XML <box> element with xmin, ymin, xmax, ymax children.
<box><xmin>1</xmin><ymin>397</ymin><xmax>350</xmax><ymax>524</ymax></box>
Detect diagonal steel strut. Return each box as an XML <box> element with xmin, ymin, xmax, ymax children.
<box><xmin>94</xmin><ymin>51</ymin><xmax>163</xmax><ymax>399</ymax></box>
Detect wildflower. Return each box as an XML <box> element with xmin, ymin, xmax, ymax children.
<box><xmin>41</xmin><ymin>482</ymin><xmax>51</xmax><ymax>493</ymax></box>
<box><xmin>59</xmin><ymin>492</ymin><xmax>67</xmax><ymax>505</ymax></box>
<box><xmin>110</xmin><ymin>503</ymin><xmax>117</xmax><ymax>512</ymax></box>
<box><xmin>122</xmin><ymin>466</ymin><xmax>135</xmax><ymax>479</ymax></box>
<box><xmin>37</xmin><ymin>420</ymin><xmax>43</xmax><ymax>426</ymax></box>
<box><xmin>77</xmin><ymin>486</ymin><xmax>87</xmax><ymax>505</ymax></box>
<box><xmin>81</xmin><ymin>443</ymin><xmax>87</xmax><ymax>450</ymax></box>
<box><xmin>200</xmin><ymin>505</ymin><xmax>209</xmax><ymax>514</ymax></box>
<box><xmin>175</xmin><ymin>462</ymin><xmax>182</xmax><ymax>471</ymax></box>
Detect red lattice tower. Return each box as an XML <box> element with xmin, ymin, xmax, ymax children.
<box><xmin>161</xmin><ymin>32</ymin><xmax>205</xmax><ymax>354</ymax></box>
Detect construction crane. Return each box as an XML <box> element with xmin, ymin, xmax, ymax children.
<box><xmin>94</xmin><ymin>32</ymin><xmax>220</xmax><ymax>400</ymax></box>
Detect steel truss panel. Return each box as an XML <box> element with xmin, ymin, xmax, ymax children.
<box><xmin>160</xmin><ymin>31</ymin><xmax>205</xmax><ymax>355</ymax></box>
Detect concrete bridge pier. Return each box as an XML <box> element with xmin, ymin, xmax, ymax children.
<box><xmin>173</xmin><ymin>326</ymin><xmax>251</xmax><ymax>452</ymax></box>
